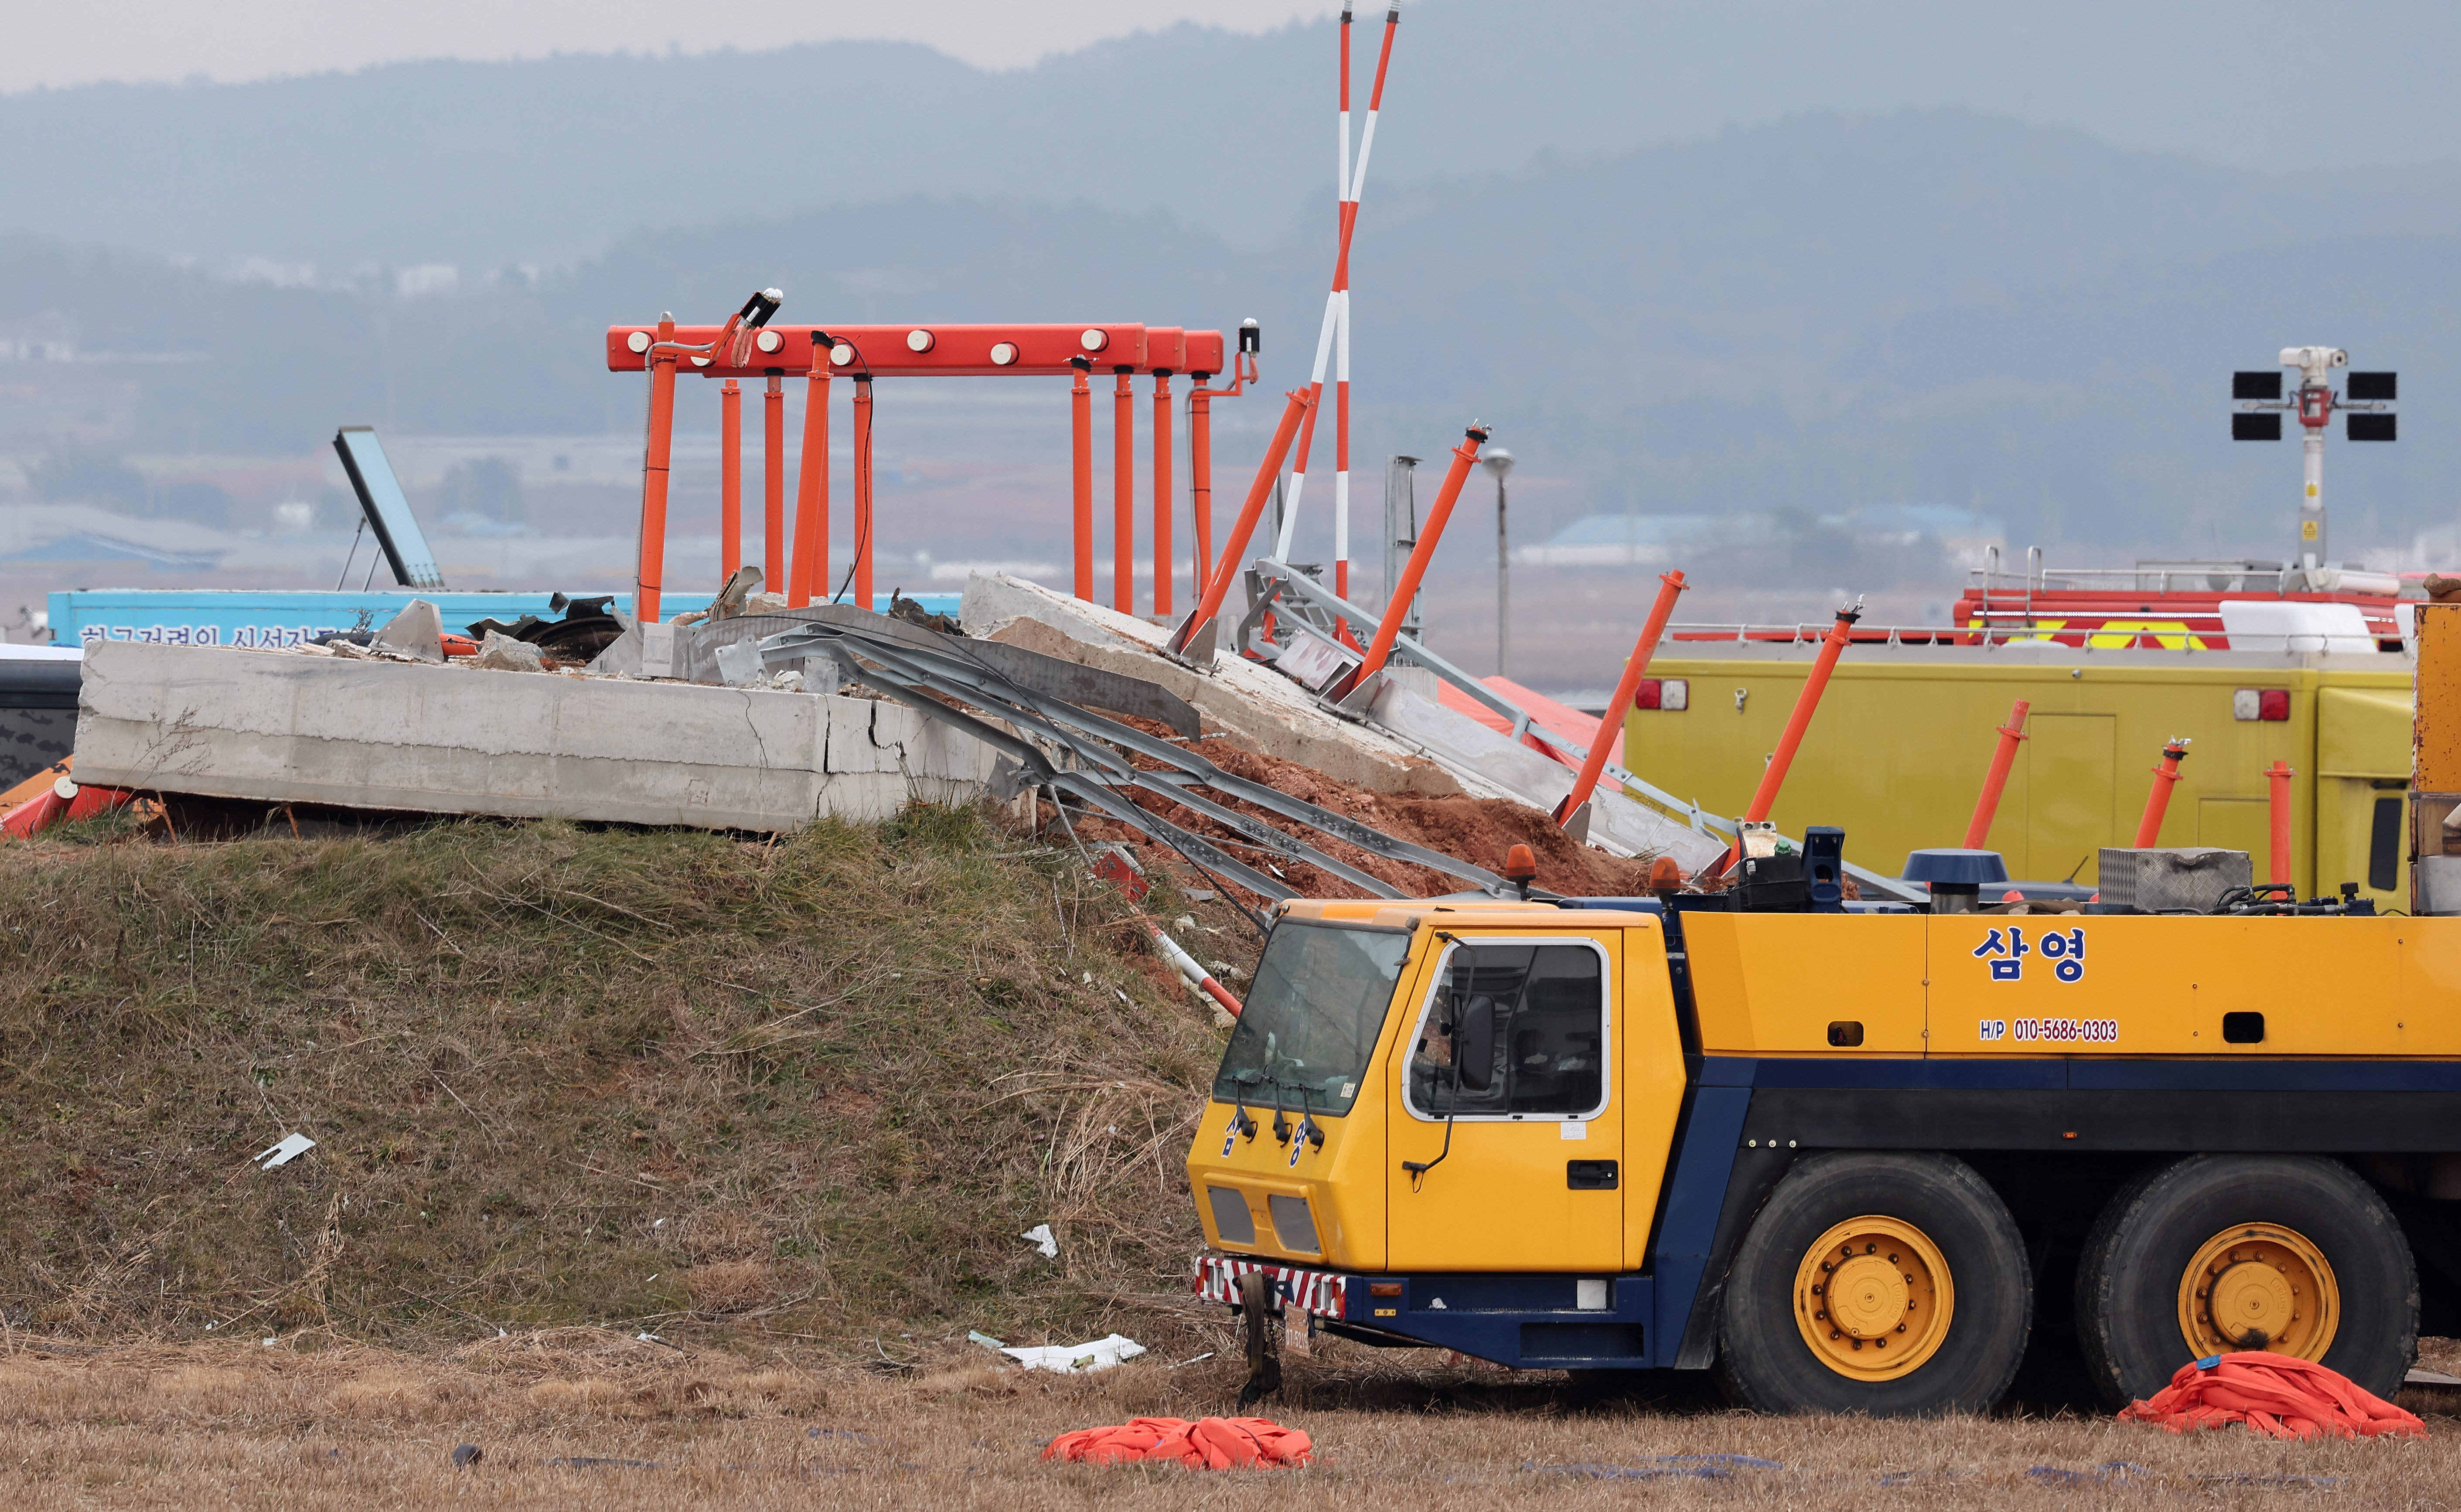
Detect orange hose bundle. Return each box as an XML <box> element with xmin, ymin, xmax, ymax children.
<box><xmin>2119</xmin><ymin>1352</ymin><xmax>2425</xmax><ymax>1440</ymax></box>
<box><xmin>1043</xmin><ymin>1416</ymin><xmax>1313</xmax><ymax>1470</ymax></box>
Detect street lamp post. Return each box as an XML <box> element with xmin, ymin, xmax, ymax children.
<box><xmin>1484</xmin><ymin>449</ymin><xmax>1515</xmax><ymax>677</ymax></box>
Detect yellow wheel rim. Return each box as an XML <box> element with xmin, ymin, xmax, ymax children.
<box><xmin>2176</xmin><ymin>1223</ymin><xmax>2338</xmax><ymax>1362</ymax></box>
<box><xmin>1792</xmin><ymin>1216</ymin><xmax>1954</xmax><ymax>1381</ymax></box>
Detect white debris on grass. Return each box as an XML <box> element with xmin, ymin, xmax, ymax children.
<box><xmin>254</xmin><ymin>1133</ymin><xmax>316</xmax><ymax>1169</ymax></box>
<box><xmin>1000</xmin><ymin>1334</ymin><xmax>1148</xmax><ymax>1375</ymax></box>
<box><xmin>1020</xmin><ymin>1223</ymin><xmax>1058</xmax><ymax>1259</ymax></box>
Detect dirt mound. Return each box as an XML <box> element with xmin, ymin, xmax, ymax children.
<box><xmin>0</xmin><ymin>810</ymin><xmax>1237</xmax><ymax>1355</ymax></box>
<box><xmin>1072</xmin><ymin>725</ymin><xmax>1667</xmax><ymax>902</ymax></box>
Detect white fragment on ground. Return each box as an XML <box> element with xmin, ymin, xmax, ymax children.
<box><xmin>254</xmin><ymin>1133</ymin><xmax>316</xmax><ymax>1169</ymax></box>
<box><xmin>1020</xmin><ymin>1223</ymin><xmax>1059</xmax><ymax>1259</ymax></box>
<box><xmin>1000</xmin><ymin>1334</ymin><xmax>1147</xmax><ymax>1374</ymax></box>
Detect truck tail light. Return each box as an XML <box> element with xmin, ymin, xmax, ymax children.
<box><xmin>1634</xmin><ymin>678</ymin><xmax>1661</xmax><ymax>710</ymax></box>
<box><xmin>1636</xmin><ymin>678</ymin><xmax>1687</xmax><ymax>712</ymax></box>
<box><xmin>2233</xmin><ymin>688</ymin><xmax>2291</xmax><ymax>722</ymax></box>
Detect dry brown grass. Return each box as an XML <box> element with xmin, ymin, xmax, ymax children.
<box><xmin>0</xmin><ymin>1333</ymin><xmax>2456</xmax><ymax>1508</ymax></box>
<box><xmin>0</xmin><ymin>807</ymin><xmax>1250</xmax><ymax>1356</ymax></box>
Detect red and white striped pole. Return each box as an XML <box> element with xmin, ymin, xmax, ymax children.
<box><xmin>1272</xmin><ymin>2</ymin><xmax>1400</xmax><ymax>576</ymax></box>
<box><xmin>1150</xmin><ymin>924</ymin><xmax>1243</xmax><ymax>1018</ymax></box>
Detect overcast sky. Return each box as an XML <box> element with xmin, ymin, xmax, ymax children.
<box><xmin>0</xmin><ymin>0</ymin><xmax>1344</xmax><ymax>91</ymax></box>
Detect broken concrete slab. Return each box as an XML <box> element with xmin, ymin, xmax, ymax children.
<box><xmin>961</xmin><ymin>573</ymin><xmax>1465</xmax><ymax>798</ymax></box>
<box><xmin>956</xmin><ymin>573</ymin><xmax>1730</xmax><ymax>872</ymax></box>
<box><xmin>72</xmin><ymin>642</ymin><xmax>1001</xmax><ymax>831</ymax></box>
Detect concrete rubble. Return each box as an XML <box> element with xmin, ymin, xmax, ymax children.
<box><xmin>960</xmin><ymin>572</ymin><xmax>1728</xmax><ymax>873</ymax></box>
<box><xmin>59</xmin><ymin>572</ymin><xmax>1725</xmax><ymax>875</ymax></box>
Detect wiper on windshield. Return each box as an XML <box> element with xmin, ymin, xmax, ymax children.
<box><xmin>1259</xmin><ymin>1073</ymin><xmax>1324</xmax><ymax>1151</ymax></box>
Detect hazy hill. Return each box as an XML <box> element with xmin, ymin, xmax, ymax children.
<box><xmin>8</xmin><ymin>105</ymin><xmax>2456</xmax><ymax>563</ymax></box>
<box><xmin>7</xmin><ymin>0</ymin><xmax>2461</xmax><ymax>280</ymax></box>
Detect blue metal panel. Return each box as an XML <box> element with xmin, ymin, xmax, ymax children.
<box><xmin>2066</xmin><ymin>1059</ymin><xmax>2461</xmax><ymax>1093</ymax></box>
<box><xmin>1713</xmin><ymin>1054</ymin><xmax>2461</xmax><ymax>1095</ymax></box>
<box><xmin>1648</xmin><ymin>1084</ymin><xmax>1752</xmax><ymax>1366</ymax></box>
<box><xmin>44</xmin><ymin>589</ymin><xmax>963</xmax><ymax>651</ymax></box>
<box><xmin>1735</xmin><ymin>1056</ymin><xmax>2067</xmax><ymax>1090</ymax></box>
<box><xmin>1343</xmin><ymin>1273</ymin><xmax>1656</xmax><ymax>1368</ymax></box>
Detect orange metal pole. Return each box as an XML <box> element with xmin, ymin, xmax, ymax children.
<box><xmin>2267</xmin><ymin>759</ymin><xmax>2295</xmax><ymax>888</ymax></box>
<box><xmin>1356</xmin><ymin>423</ymin><xmax>1489</xmax><ymax>680</ymax></box>
<box><xmin>1190</xmin><ymin>384</ymin><xmax>1214</xmax><ymax>587</ymax></box>
<box><xmin>2133</xmin><ymin>737</ymin><xmax>2192</xmax><ymax>849</ymax></box>
<box><xmin>1555</xmin><ymin>570</ymin><xmax>1687</xmax><ymax>827</ymax></box>
<box><xmin>719</xmin><ymin>379</ymin><xmax>742</xmax><ymax>581</ymax></box>
<box><xmin>1721</xmin><ymin>605</ymin><xmax>1862</xmax><ymax>872</ymax></box>
<box><xmin>634</xmin><ymin>313</ymin><xmax>679</xmax><ymax>625</ymax></box>
<box><xmin>1153</xmin><ymin>372</ymin><xmax>1174</xmax><ymax>619</ymax></box>
<box><xmin>1072</xmin><ymin>364</ymin><xmax>1094</xmax><ymax>601</ymax></box>
<box><xmin>788</xmin><ymin>336</ymin><xmax>830</xmax><ymax>607</ymax></box>
<box><xmin>1171</xmin><ymin>388</ymin><xmax>1315</xmax><ymax>654</ymax></box>
<box><xmin>851</xmin><ymin>375</ymin><xmax>874</xmax><ymax>608</ymax></box>
<box><xmin>763</xmin><ymin>374</ymin><xmax>784</xmax><ymax>591</ymax></box>
<box><xmin>1114</xmin><ymin>368</ymin><xmax>1135</xmax><ymax>614</ymax></box>
<box><xmin>1963</xmin><ymin>700</ymin><xmax>2031</xmax><ymax>850</ymax></box>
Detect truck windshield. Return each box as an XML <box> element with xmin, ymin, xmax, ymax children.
<box><xmin>1211</xmin><ymin>921</ymin><xmax>1413</xmax><ymax>1117</ymax></box>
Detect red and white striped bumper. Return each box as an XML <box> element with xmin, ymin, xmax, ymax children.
<box><xmin>1193</xmin><ymin>1253</ymin><xmax>1350</xmax><ymax>1320</ymax></box>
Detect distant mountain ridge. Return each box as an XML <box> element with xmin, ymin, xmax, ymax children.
<box><xmin>10</xmin><ymin>0</ymin><xmax>2461</xmax><ymax>280</ymax></box>
<box><xmin>3</xmin><ymin>107</ymin><xmax>2457</xmax><ymax>563</ymax></box>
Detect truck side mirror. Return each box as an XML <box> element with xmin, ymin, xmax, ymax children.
<box><xmin>1455</xmin><ymin>996</ymin><xmax>1497</xmax><ymax>1093</ymax></box>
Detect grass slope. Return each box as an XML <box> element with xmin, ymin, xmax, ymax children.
<box><xmin>0</xmin><ymin>808</ymin><xmax>1233</xmax><ymax>1355</ymax></box>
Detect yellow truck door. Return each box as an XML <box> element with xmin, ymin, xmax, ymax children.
<box><xmin>1387</xmin><ymin>932</ymin><xmax>1624</xmax><ymax>1271</ymax></box>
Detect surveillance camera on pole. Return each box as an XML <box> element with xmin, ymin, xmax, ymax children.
<box><xmin>2232</xmin><ymin>346</ymin><xmax>2396</xmax><ymax>574</ymax></box>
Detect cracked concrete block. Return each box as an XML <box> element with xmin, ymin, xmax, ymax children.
<box><xmin>72</xmin><ymin>643</ymin><xmax>1000</xmax><ymax>831</ymax></box>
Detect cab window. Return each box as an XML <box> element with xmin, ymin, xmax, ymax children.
<box><xmin>1406</xmin><ymin>941</ymin><xmax>1606</xmax><ymax>1119</ymax></box>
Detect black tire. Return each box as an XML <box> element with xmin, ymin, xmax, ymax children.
<box><xmin>1715</xmin><ymin>1151</ymin><xmax>2031</xmax><ymax>1415</ymax></box>
<box><xmin>2074</xmin><ymin>1154</ymin><xmax>2417</xmax><ymax>1409</ymax></box>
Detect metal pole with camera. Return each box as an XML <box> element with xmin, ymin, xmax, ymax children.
<box><xmin>2232</xmin><ymin>347</ymin><xmax>2396</xmax><ymax>580</ymax></box>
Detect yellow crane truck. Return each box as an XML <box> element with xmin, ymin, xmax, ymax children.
<box><xmin>1186</xmin><ymin>884</ymin><xmax>2445</xmax><ymax>1413</ymax></box>
<box><xmin>1183</xmin><ymin>603</ymin><xmax>2461</xmax><ymax>1416</ymax></box>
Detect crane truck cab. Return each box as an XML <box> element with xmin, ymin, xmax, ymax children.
<box><xmin>1187</xmin><ymin>890</ymin><xmax>2448</xmax><ymax>1415</ymax></box>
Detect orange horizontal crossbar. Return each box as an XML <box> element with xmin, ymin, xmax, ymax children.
<box><xmin>606</xmin><ymin>323</ymin><xmax>1227</xmax><ymax>380</ymax></box>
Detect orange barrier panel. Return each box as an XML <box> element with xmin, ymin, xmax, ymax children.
<box><xmin>1721</xmin><ymin>604</ymin><xmax>1861</xmax><ymax>874</ymax></box>
<box><xmin>2134</xmin><ymin>737</ymin><xmax>2192</xmax><ymax>848</ymax></box>
<box><xmin>719</xmin><ymin>379</ymin><xmax>742</xmax><ymax>581</ymax></box>
<box><xmin>1114</xmin><ymin>369</ymin><xmax>1135</xmax><ymax>613</ymax></box>
<box><xmin>609</xmin><ymin>323</ymin><xmax>1158</xmax><ymax>379</ymax></box>
<box><xmin>2268</xmin><ymin>758</ymin><xmax>2295</xmax><ymax>886</ymax></box>
<box><xmin>1169</xmin><ymin>388</ymin><xmax>1316</xmax><ymax>655</ymax></box>
<box><xmin>1964</xmin><ymin>700</ymin><xmax>2031</xmax><ymax>849</ymax></box>
<box><xmin>1072</xmin><ymin>364</ymin><xmax>1095</xmax><ymax>602</ymax></box>
<box><xmin>634</xmin><ymin>314</ymin><xmax>679</xmax><ymax>624</ymax></box>
<box><xmin>1355</xmin><ymin>424</ymin><xmax>1489</xmax><ymax>681</ymax></box>
<box><xmin>762</xmin><ymin>375</ymin><xmax>785</xmax><ymax>590</ymax></box>
<box><xmin>852</xmin><ymin>375</ymin><xmax>876</xmax><ymax>608</ymax></box>
<box><xmin>788</xmin><ymin>339</ymin><xmax>831</xmax><ymax>608</ymax></box>
<box><xmin>1153</xmin><ymin>372</ymin><xmax>1174</xmax><ymax>619</ymax></box>
<box><xmin>1556</xmin><ymin>569</ymin><xmax>1687</xmax><ymax>827</ymax></box>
